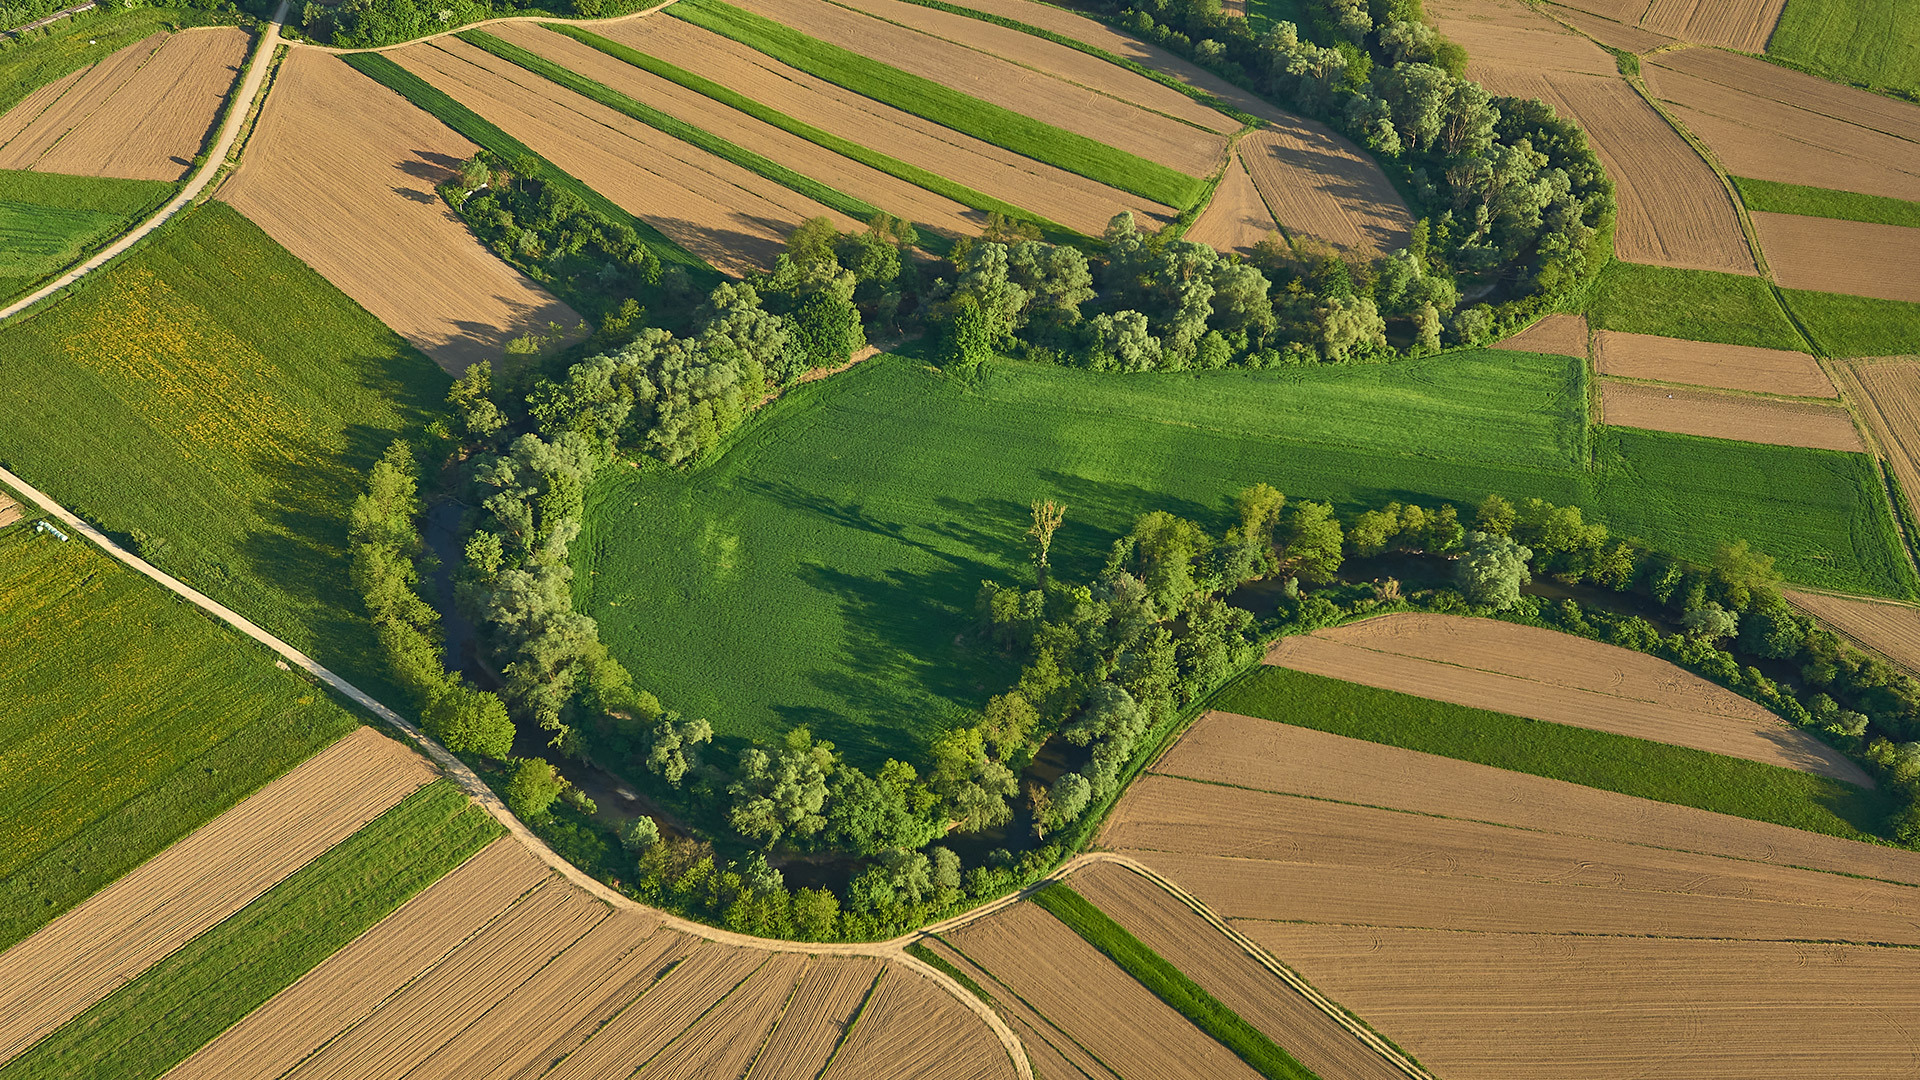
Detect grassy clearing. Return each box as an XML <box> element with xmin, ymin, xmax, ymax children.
<box><xmin>1735</xmin><ymin>177</ymin><xmax>1920</xmax><ymax>229</ymax></box>
<box><xmin>0</xmin><ymin>6</ymin><xmax>229</xmax><ymax>115</ymax></box>
<box><xmin>1030</xmin><ymin>884</ymin><xmax>1319</xmax><ymax>1080</ymax></box>
<box><xmin>668</xmin><ymin>0</ymin><xmax>1208</xmax><ymax>209</ymax></box>
<box><xmin>1784</xmin><ymin>289</ymin><xmax>1920</xmax><ymax>358</ymax></box>
<box><xmin>1585</xmin><ymin>261</ymin><xmax>1806</xmax><ymax>351</ymax></box>
<box><xmin>578</xmin><ymin>348</ymin><xmax>1905</xmax><ymax>764</ymax></box>
<box><xmin>0</xmin><ymin>169</ymin><xmax>172</xmax><ymax>303</ymax></box>
<box><xmin>340</xmin><ymin>50</ymin><xmax>717</xmax><ymax>282</ymax></box>
<box><xmin>0</xmin><ymin>525</ymin><xmax>360</xmax><ymax>952</ymax></box>
<box><xmin>1214</xmin><ymin>666</ymin><xmax>1899</xmax><ymax>841</ymax></box>
<box><xmin>0</xmin><ymin>781</ymin><xmax>502</xmax><ymax>1080</ymax></box>
<box><xmin>550</xmin><ymin>25</ymin><xmax>1075</xmax><ymax>244</ymax></box>
<box><xmin>0</xmin><ymin>201</ymin><xmax>446</xmax><ymax>702</ymax></box>
<box><xmin>1767</xmin><ymin>0</ymin><xmax>1919</xmax><ymax>98</ymax></box>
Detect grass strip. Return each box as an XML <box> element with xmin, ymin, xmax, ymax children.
<box><xmin>1586</xmin><ymin>261</ymin><xmax>1807</xmax><ymax>352</ymax></box>
<box><xmin>1783</xmin><ymin>288</ymin><xmax>1920</xmax><ymax>359</ymax></box>
<box><xmin>1214</xmin><ymin>665</ymin><xmax>1899</xmax><ymax>841</ymax></box>
<box><xmin>0</xmin><ymin>780</ymin><xmax>502</xmax><ymax>1080</ymax></box>
<box><xmin>906</xmin><ymin>941</ymin><xmax>993</xmax><ymax>1003</ymax></box>
<box><xmin>340</xmin><ymin>50</ymin><xmax>718</xmax><ymax>281</ymax></box>
<box><xmin>1734</xmin><ymin>177</ymin><xmax>1920</xmax><ymax>230</ymax></box>
<box><xmin>668</xmin><ymin>0</ymin><xmax>1207</xmax><ymax>209</ymax></box>
<box><xmin>550</xmin><ymin>24</ymin><xmax>1080</xmax><ymax>245</ymax></box>
<box><xmin>1031</xmin><ymin>883</ymin><xmax>1319</xmax><ymax>1080</ymax></box>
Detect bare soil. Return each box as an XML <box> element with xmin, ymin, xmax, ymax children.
<box><xmin>1601</xmin><ymin>378</ymin><xmax>1866</xmax><ymax>451</ymax></box>
<box><xmin>37</xmin><ymin>28</ymin><xmax>247</xmax><ymax>181</ymax></box>
<box><xmin>1491</xmin><ymin>312</ymin><xmax>1589</xmax><ymax>357</ymax></box>
<box><xmin>637</xmin><ymin>953</ymin><xmax>807</xmax><ymax>1080</ymax></box>
<box><xmin>0</xmin><ymin>67</ymin><xmax>87</xmax><ymax>149</ymax></box>
<box><xmin>219</xmin><ymin>49</ymin><xmax>583</xmax><ymax>374</ymax></box>
<box><xmin>544</xmin><ymin>943</ymin><xmax>764</xmax><ymax>1080</ymax></box>
<box><xmin>0</xmin><ymin>727</ymin><xmax>434</xmax><ymax>1066</ymax></box>
<box><xmin>1184</xmin><ymin>153</ymin><xmax>1276</xmax><ymax>255</ymax></box>
<box><xmin>819</xmin><ymin>965</ymin><xmax>1016</xmax><ymax>1080</ymax></box>
<box><xmin>919</xmin><ymin>937</ymin><xmax>1119</xmax><ymax>1080</ymax></box>
<box><xmin>746</xmin><ymin>957</ymin><xmax>883</xmax><ymax>1080</ymax></box>
<box><xmin>1239</xmin><ymin>123</ymin><xmax>1413</xmax><ymax>257</ymax></box>
<box><xmin>1638</xmin><ymin>0</ymin><xmax>1787</xmax><ymax>51</ymax></box>
<box><xmin>0</xmin><ymin>33</ymin><xmax>165</xmax><ymax>170</ymax></box>
<box><xmin>0</xmin><ymin>495</ymin><xmax>22</xmax><ymax>529</ymax></box>
<box><xmin>1264</xmin><ymin>612</ymin><xmax>1875</xmax><ymax>784</ymax></box>
<box><xmin>1832</xmin><ymin>359</ymin><xmax>1920</xmax><ymax>527</ymax></box>
<box><xmin>1749</xmin><ymin>211</ymin><xmax>1920</xmax><ymax>304</ymax></box>
<box><xmin>1595</xmin><ymin>329</ymin><xmax>1835</xmax><ymax>397</ymax></box>
<box><xmin>1785</xmin><ymin>589</ymin><xmax>1920</xmax><ymax>678</ymax></box>
<box><xmin>1429</xmin><ymin>0</ymin><xmax>1614</xmax><ymax>76</ymax></box>
<box><xmin>1542</xmin><ymin>2</ymin><xmax>1674</xmax><ymax>52</ymax></box>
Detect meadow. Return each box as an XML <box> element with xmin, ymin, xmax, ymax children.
<box><xmin>0</xmin><ymin>521</ymin><xmax>359</xmax><ymax>951</ymax></box>
<box><xmin>1786</xmin><ymin>289</ymin><xmax>1920</xmax><ymax>357</ymax></box>
<box><xmin>577</xmin><ymin>348</ymin><xmax>1909</xmax><ymax>764</ymax></box>
<box><xmin>1734</xmin><ymin>177</ymin><xmax>1920</xmax><ymax>229</ymax></box>
<box><xmin>0</xmin><ymin>170</ymin><xmax>172</xmax><ymax>304</ymax></box>
<box><xmin>1213</xmin><ymin>666</ymin><xmax>1899</xmax><ymax>841</ymax></box>
<box><xmin>0</xmin><ymin>203</ymin><xmax>448</xmax><ymax>702</ymax></box>
<box><xmin>1768</xmin><ymin>0</ymin><xmax>1920</xmax><ymax>98</ymax></box>
<box><xmin>1584</xmin><ymin>261</ymin><xmax>1806</xmax><ymax>351</ymax></box>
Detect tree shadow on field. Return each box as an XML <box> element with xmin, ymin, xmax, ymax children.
<box><xmin>1026</xmin><ymin>469</ymin><xmax>1221</xmax><ymax>577</ymax></box>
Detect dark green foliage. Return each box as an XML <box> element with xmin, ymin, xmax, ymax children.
<box><xmin>1031</xmin><ymin>884</ymin><xmax>1320</xmax><ymax>1080</ymax></box>
<box><xmin>1214</xmin><ymin>666</ymin><xmax>1900</xmax><ymax>840</ymax></box>
<box><xmin>506</xmin><ymin>757</ymin><xmax>567</xmax><ymax>821</ymax></box>
<box><xmin>1735</xmin><ymin>177</ymin><xmax>1920</xmax><ymax>229</ymax></box>
<box><xmin>0</xmin><ymin>781</ymin><xmax>500</xmax><ymax>1080</ymax></box>
<box><xmin>0</xmin><ymin>169</ymin><xmax>172</xmax><ymax>303</ymax></box>
<box><xmin>1766</xmin><ymin>0</ymin><xmax>1919</xmax><ymax>99</ymax></box>
<box><xmin>1784</xmin><ymin>289</ymin><xmax>1920</xmax><ymax>358</ymax></box>
<box><xmin>1586</xmin><ymin>261</ymin><xmax>1806</xmax><ymax>351</ymax></box>
<box><xmin>297</xmin><ymin>0</ymin><xmax>651</xmax><ymax>49</ymax></box>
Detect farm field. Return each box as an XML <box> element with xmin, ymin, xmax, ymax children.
<box><xmin>815</xmin><ymin>963</ymin><xmax>1011</xmax><ymax>1080</ymax></box>
<box><xmin>1541</xmin><ymin>2</ymin><xmax>1675</xmax><ymax>52</ymax></box>
<box><xmin>1431</xmin><ymin>0</ymin><xmax>1614</xmax><ymax>76</ymax></box>
<box><xmin>1594</xmin><ymin>330</ymin><xmax>1835</xmax><ymax>397</ymax></box>
<box><xmin>0</xmin><ymin>168</ymin><xmax>171</xmax><ymax>304</ymax></box>
<box><xmin>1785</xmin><ymin>589</ymin><xmax>1920</xmax><ymax>676</ymax></box>
<box><xmin>1735</xmin><ymin>177</ymin><xmax>1920</xmax><ymax>228</ymax></box>
<box><xmin>1183</xmin><ymin>154</ymin><xmax>1276</xmax><ymax>255</ymax></box>
<box><xmin>1546</xmin><ymin>0</ymin><xmax>1786</xmax><ymax>50</ymax></box>
<box><xmin>221</xmin><ymin>50</ymin><xmax>583</xmax><ymax>373</ymax></box>
<box><xmin>1262</xmin><ymin>612</ymin><xmax>1873</xmax><ymax>784</ymax></box>
<box><xmin>1586</xmin><ymin>261</ymin><xmax>1805</xmax><ymax>350</ymax></box>
<box><xmin>1492</xmin><ymin>312</ymin><xmax>1588</xmax><ymax>358</ymax></box>
<box><xmin>0</xmin><ymin>9</ymin><xmax>228</xmax><ymax>119</ymax></box>
<box><xmin>1768</xmin><ymin>0</ymin><xmax>1920</xmax><ymax>98</ymax></box>
<box><xmin>1784</xmin><ymin>289</ymin><xmax>1920</xmax><ymax>358</ymax></box>
<box><xmin>1831</xmin><ymin>358</ymin><xmax>1920</xmax><ymax>518</ymax></box>
<box><xmin>1599</xmin><ymin>379</ymin><xmax>1865</xmax><ymax>451</ymax></box>
<box><xmin>1750</xmin><ymin>211</ymin><xmax>1920</xmax><ymax>304</ymax></box>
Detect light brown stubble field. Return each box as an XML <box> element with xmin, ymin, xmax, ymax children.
<box><xmin>0</xmin><ymin>33</ymin><xmax>165</xmax><ymax>170</ymax></box>
<box><xmin>919</xmin><ymin>936</ymin><xmax>1121</xmax><ymax>1080</ymax></box>
<box><xmin>545</xmin><ymin>943</ymin><xmax>766</xmax><ymax>1080</ymax></box>
<box><xmin>1491</xmin><ymin>312</ymin><xmax>1588</xmax><ymax>356</ymax></box>
<box><xmin>1595</xmin><ymin>329</ymin><xmax>1836</xmax><ymax>396</ymax></box>
<box><xmin>817</xmin><ymin>965</ymin><xmax>1016</xmax><ymax>1080</ymax></box>
<box><xmin>1238</xmin><ymin>123</ymin><xmax>1413</xmax><ymax>257</ymax></box>
<box><xmin>1600</xmin><ymin>379</ymin><xmax>1866</xmax><ymax>451</ymax></box>
<box><xmin>1785</xmin><ymin>589</ymin><xmax>1920</xmax><ymax>677</ymax></box>
<box><xmin>1184</xmin><ymin>154</ymin><xmax>1277</xmax><ymax>255</ymax></box>
<box><xmin>1637</xmin><ymin>0</ymin><xmax>1787</xmax><ymax>51</ymax></box>
<box><xmin>219</xmin><ymin>50</ymin><xmax>583</xmax><ymax>374</ymax></box>
<box><xmin>636</xmin><ymin>952</ymin><xmax>808</xmax><ymax>1080</ymax></box>
<box><xmin>1830</xmin><ymin>358</ymin><xmax>1920</xmax><ymax>526</ymax></box>
<box><xmin>1542</xmin><ymin>2</ymin><xmax>1674</xmax><ymax>52</ymax></box>
<box><xmin>1264</xmin><ymin>612</ymin><xmax>1874</xmax><ymax>783</ymax></box>
<box><xmin>1749</xmin><ymin>212</ymin><xmax>1920</xmax><ymax>304</ymax></box>
<box><xmin>32</xmin><ymin>28</ymin><xmax>246</xmax><ymax>181</ymax></box>
<box><xmin>745</xmin><ymin>957</ymin><xmax>883</xmax><ymax>1080</ymax></box>
<box><xmin>1428</xmin><ymin>0</ymin><xmax>1614</xmax><ymax>75</ymax></box>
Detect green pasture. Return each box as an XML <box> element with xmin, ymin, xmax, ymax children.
<box><xmin>1735</xmin><ymin>177</ymin><xmax>1920</xmax><ymax>229</ymax></box>
<box><xmin>577</xmin><ymin>348</ymin><xmax>1909</xmax><ymax>765</ymax></box>
<box><xmin>1769</xmin><ymin>0</ymin><xmax>1919</xmax><ymax>98</ymax></box>
<box><xmin>668</xmin><ymin>0</ymin><xmax>1208</xmax><ymax>209</ymax></box>
<box><xmin>1212</xmin><ymin>666</ymin><xmax>1900</xmax><ymax>842</ymax></box>
<box><xmin>0</xmin><ymin>170</ymin><xmax>172</xmax><ymax>303</ymax></box>
<box><xmin>1585</xmin><ymin>261</ymin><xmax>1806</xmax><ymax>351</ymax></box>
<box><xmin>1786</xmin><ymin>289</ymin><xmax>1920</xmax><ymax>358</ymax></box>
<box><xmin>0</xmin><ymin>525</ymin><xmax>359</xmax><ymax>952</ymax></box>
<box><xmin>0</xmin><ymin>781</ymin><xmax>500</xmax><ymax>1080</ymax></box>
<box><xmin>0</xmin><ymin>202</ymin><xmax>448</xmax><ymax>703</ymax></box>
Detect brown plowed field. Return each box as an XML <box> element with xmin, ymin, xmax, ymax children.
<box><xmin>35</xmin><ymin>28</ymin><xmax>246</xmax><ymax>181</ymax></box>
<box><xmin>220</xmin><ymin>50</ymin><xmax>582</xmax><ymax>374</ymax></box>
<box><xmin>282</xmin><ymin>879</ymin><xmax>608</xmax><ymax>1079</ymax></box>
<box><xmin>163</xmin><ymin>838</ymin><xmax>552</xmax><ymax>1080</ymax></box>
<box><xmin>1638</xmin><ymin>0</ymin><xmax>1785</xmax><ymax>51</ymax></box>
<box><xmin>723</xmin><ymin>0</ymin><xmax>1227</xmax><ymax>175</ymax></box>
<box><xmin>545</xmin><ymin>944</ymin><xmax>764</xmax><ymax>1080</ymax></box>
<box><xmin>1831</xmin><ymin>359</ymin><xmax>1920</xmax><ymax>528</ymax></box>
<box><xmin>1068</xmin><ymin>862</ymin><xmax>1409</xmax><ymax>1080</ymax></box>
<box><xmin>1786</xmin><ymin>589</ymin><xmax>1920</xmax><ymax>677</ymax></box>
<box><xmin>1595</xmin><ymin>329</ymin><xmax>1835</xmax><ymax>396</ymax></box>
<box><xmin>0</xmin><ymin>33</ymin><xmax>165</xmax><ymax>170</ymax></box>
<box><xmin>639</xmin><ymin>952</ymin><xmax>808</xmax><ymax>1079</ymax></box>
<box><xmin>1429</xmin><ymin>0</ymin><xmax>1613</xmax><ymax>76</ymax></box>
<box><xmin>1475</xmin><ymin>66</ymin><xmax>1754</xmax><ymax>273</ymax></box>
<box><xmin>1492</xmin><ymin>312</ymin><xmax>1588</xmax><ymax>356</ymax></box>
<box><xmin>919</xmin><ymin>938</ymin><xmax>1119</xmax><ymax>1080</ymax></box>
<box><xmin>1750</xmin><ymin>212</ymin><xmax>1920</xmax><ymax>304</ymax></box>
<box><xmin>1145</xmin><ymin>712</ymin><xmax>1920</xmax><ymax>885</ymax></box>
<box><xmin>0</xmin><ymin>727</ymin><xmax>433</xmax><ymax>1065</ymax></box>
<box><xmin>1264</xmin><ymin>612</ymin><xmax>1874</xmax><ymax>784</ymax></box>
<box><xmin>393</xmin><ymin>37</ymin><xmax>857</xmax><ymax>274</ymax></box>
<box><xmin>1644</xmin><ymin>49</ymin><xmax>1920</xmax><ymax>203</ymax></box>
<box><xmin>1239</xmin><ymin>123</ymin><xmax>1412</xmax><ymax>257</ymax></box>
<box><xmin>946</xmin><ymin>902</ymin><xmax>1263</xmax><ymax>1080</ymax></box>
<box><xmin>746</xmin><ymin>957</ymin><xmax>883</xmax><ymax>1080</ymax></box>
<box><xmin>596</xmin><ymin>15</ymin><xmax>1174</xmax><ymax>234</ymax></box>
<box><xmin>491</xmin><ymin>23</ymin><xmax>981</xmax><ymax>239</ymax></box>
<box><xmin>818</xmin><ymin>965</ymin><xmax>1017</xmax><ymax>1080</ymax></box>
<box><xmin>1238</xmin><ymin>925</ymin><xmax>1920</xmax><ymax>1080</ymax></box>
<box><xmin>1542</xmin><ymin>3</ymin><xmax>1673</xmax><ymax>52</ymax></box>
<box><xmin>1184</xmin><ymin>154</ymin><xmax>1276</xmax><ymax>255</ymax></box>
<box><xmin>1601</xmin><ymin>379</ymin><xmax>1866</xmax><ymax>451</ymax></box>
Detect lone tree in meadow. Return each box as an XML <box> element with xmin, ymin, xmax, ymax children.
<box><xmin>1029</xmin><ymin>499</ymin><xmax>1065</xmax><ymax>587</ymax></box>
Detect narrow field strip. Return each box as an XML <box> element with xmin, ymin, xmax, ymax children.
<box><xmin>1831</xmin><ymin>360</ymin><xmax>1920</xmax><ymax>542</ymax></box>
<box><xmin>1785</xmin><ymin>590</ymin><xmax>1920</xmax><ymax>678</ymax></box>
<box><xmin>1599</xmin><ymin>379</ymin><xmax>1866</xmax><ymax>452</ymax></box>
<box><xmin>1734</xmin><ymin>177</ymin><xmax>1920</xmax><ymax>229</ymax></box>
<box><xmin>0</xmin><ymin>781</ymin><xmax>501</xmax><ymax>1080</ymax></box>
<box><xmin>547</xmin><ymin>944</ymin><xmax>764</xmax><ymax>1080</ymax></box>
<box><xmin>817</xmin><ymin>965</ymin><xmax>1014</xmax><ymax>1080</ymax></box>
<box><xmin>1592</xmin><ymin>329</ymin><xmax>1834</xmax><ymax>398</ymax></box>
<box><xmin>638</xmin><ymin>952</ymin><xmax>808</xmax><ymax>1079</ymax></box>
<box><xmin>0</xmin><ymin>726</ymin><xmax>435</xmax><ymax>1066</ymax></box>
<box><xmin>668</xmin><ymin>0</ymin><xmax>1208</xmax><ymax>208</ymax></box>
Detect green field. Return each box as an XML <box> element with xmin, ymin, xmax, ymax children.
<box><xmin>0</xmin><ymin>170</ymin><xmax>173</xmax><ymax>303</ymax></box>
<box><xmin>1213</xmin><ymin>666</ymin><xmax>1898</xmax><ymax>841</ymax></box>
<box><xmin>0</xmin><ymin>202</ymin><xmax>449</xmax><ymax>702</ymax></box>
<box><xmin>0</xmin><ymin>522</ymin><xmax>360</xmax><ymax>952</ymax></box>
<box><xmin>1735</xmin><ymin>177</ymin><xmax>1920</xmax><ymax>229</ymax></box>
<box><xmin>1768</xmin><ymin>0</ymin><xmax>1920</xmax><ymax>98</ymax></box>
<box><xmin>668</xmin><ymin>0</ymin><xmax>1209</xmax><ymax>210</ymax></box>
<box><xmin>577</xmin><ymin>348</ymin><xmax>1910</xmax><ymax>765</ymax></box>
<box><xmin>1785</xmin><ymin>288</ymin><xmax>1920</xmax><ymax>357</ymax></box>
<box><xmin>1585</xmin><ymin>261</ymin><xmax>1807</xmax><ymax>351</ymax></box>
<box><xmin>0</xmin><ymin>781</ymin><xmax>501</xmax><ymax>1080</ymax></box>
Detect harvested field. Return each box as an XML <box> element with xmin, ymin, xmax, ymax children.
<box><xmin>1429</xmin><ymin>0</ymin><xmax>1614</xmax><ymax>76</ymax></box>
<box><xmin>1643</xmin><ymin>48</ymin><xmax>1920</xmax><ymax>203</ymax></box>
<box><xmin>1473</xmin><ymin>67</ymin><xmax>1754</xmax><ymax>273</ymax></box>
<box><xmin>818</xmin><ymin>965</ymin><xmax>1017</xmax><ymax>1080</ymax></box>
<box><xmin>1832</xmin><ymin>358</ymin><xmax>1920</xmax><ymax>519</ymax></box>
<box><xmin>545</xmin><ymin>943</ymin><xmax>764</xmax><ymax>1080</ymax></box>
<box><xmin>1595</xmin><ymin>329</ymin><xmax>1835</xmax><ymax>396</ymax></box>
<box><xmin>0</xmin><ymin>33</ymin><xmax>164</xmax><ymax>172</ymax></box>
<box><xmin>945</xmin><ymin>902</ymin><xmax>1262</xmax><ymax>1080</ymax></box>
<box><xmin>0</xmin><ymin>67</ymin><xmax>87</xmax><ymax>149</ymax></box>
<box><xmin>639</xmin><ymin>952</ymin><xmax>807</xmax><ymax>1079</ymax></box>
<box><xmin>1601</xmin><ymin>378</ymin><xmax>1866</xmax><ymax>450</ymax></box>
<box><xmin>220</xmin><ymin>49</ymin><xmax>582</xmax><ymax>373</ymax></box>
<box><xmin>746</xmin><ymin>957</ymin><xmax>883</xmax><ymax>1080</ymax></box>
<box><xmin>723</xmin><ymin>0</ymin><xmax>1229</xmax><ymax>175</ymax></box>
<box><xmin>1264</xmin><ymin>612</ymin><xmax>1873</xmax><ymax>783</ymax></box>
<box><xmin>1184</xmin><ymin>154</ymin><xmax>1276</xmax><ymax>255</ymax></box>
<box><xmin>1638</xmin><ymin>0</ymin><xmax>1786</xmax><ymax>51</ymax></box>
<box><xmin>1068</xmin><ymin>862</ymin><xmax>1408</xmax><ymax>1080</ymax></box>
<box><xmin>1492</xmin><ymin>312</ymin><xmax>1588</xmax><ymax>356</ymax></box>
<box><xmin>1750</xmin><ymin>212</ymin><xmax>1920</xmax><ymax>304</ymax></box>
<box><xmin>1238</xmin><ymin>925</ymin><xmax>1920</xmax><ymax>1080</ymax></box>
<box><xmin>1543</xmin><ymin>3</ymin><xmax>1674</xmax><ymax>52</ymax></box>
<box><xmin>490</xmin><ymin>22</ymin><xmax>981</xmax><ymax>239</ymax></box>
<box><xmin>594</xmin><ymin>15</ymin><xmax>1173</xmax><ymax>234</ymax></box>
<box><xmin>0</xmin><ymin>726</ymin><xmax>432</xmax><ymax>1065</ymax></box>
<box><xmin>162</xmin><ymin>838</ymin><xmax>550</xmax><ymax>1080</ymax></box>
<box><xmin>918</xmin><ymin>938</ymin><xmax>1119</xmax><ymax>1080</ymax></box>
<box><xmin>34</xmin><ymin>28</ymin><xmax>247</xmax><ymax>181</ymax></box>
<box><xmin>1786</xmin><ymin>589</ymin><xmax>1920</xmax><ymax>677</ymax></box>
<box><xmin>1239</xmin><ymin>122</ymin><xmax>1412</xmax><ymax>257</ymax></box>
<box><xmin>390</xmin><ymin>37</ymin><xmax>858</xmax><ymax>274</ymax></box>
<box><xmin>0</xmin><ymin>496</ymin><xmax>20</xmax><ymax>529</ymax></box>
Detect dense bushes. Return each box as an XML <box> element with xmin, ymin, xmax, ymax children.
<box><xmin>293</xmin><ymin>0</ymin><xmax>649</xmax><ymax>48</ymax></box>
